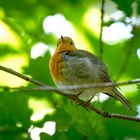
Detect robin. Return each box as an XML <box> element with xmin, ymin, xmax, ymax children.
<box><xmin>49</xmin><ymin>36</ymin><xmax>131</xmax><ymax>110</ymax></box>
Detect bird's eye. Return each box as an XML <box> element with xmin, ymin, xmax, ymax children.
<box><xmin>70</xmin><ymin>41</ymin><xmax>73</xmax><ymax>45</ymax></box>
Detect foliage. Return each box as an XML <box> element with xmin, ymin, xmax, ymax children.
<box><xmin>0</xmin><ymin>0</ymin><xmax>140</xmax><ymax>140</ymax></box>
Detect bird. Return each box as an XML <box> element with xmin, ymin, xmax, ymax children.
<box><xmin>49</xmin><ymin>36</ymin><xmax>131</xmax><ymax>110</ymax></box>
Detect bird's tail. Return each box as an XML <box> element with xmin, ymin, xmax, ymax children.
<box><xmin>104</xmin><ymin>88</ymin><xmax>131</xmax><ymax>110</ymax></box>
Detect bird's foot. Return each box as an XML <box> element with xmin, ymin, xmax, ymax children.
<box><xmin>85</xmin><ymin>96</ymin><xmax>94</xmax><ymax>105</ymax></box>
<box><xmin>76</xmin><ymin>91</ymin><xmax>84</xmax><ymax>98</ymax></box>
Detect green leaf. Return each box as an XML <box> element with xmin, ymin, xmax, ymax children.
<box><xmin>23</xmin><ymin>51</ymin><xmax>53</xmax><ymax>86</ymax></box>
<box><xmin>137</xmin><ymin>1</ymin><xmax>140</xmax><ymax>14</ymax></box>
<box><xmin>64</xmin><ymin>102</ymin><xmax>107</xmax><ymax>140</ymax></box>
<box><xmin>0</xmin><ymin>90</ymin><xmax>32</xmax><ymax>140</ymax></box>
<box><xmin>112</xmin><ymin>0</ymin><xmax>133</xmax><ymax>16</ymax></box>
<box><xmin>106</xmin><ymin>119</ymin><xmax>140</xmax><ymax>139</ymax></box>
<box><xmin>0</xmin><ymin>45</ymin><xmax>18</xmax><ymax>56</ymax></box>
<box><xmin>137</xmin><ymin>84</ymin><xmax>140</xmax><ymax>91</ymax></box>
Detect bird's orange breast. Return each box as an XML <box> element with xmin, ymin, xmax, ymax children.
<box><xmin>49</xmin><ymin>52</ymin><xmax>65</xmax><ymax>83</ymax></box>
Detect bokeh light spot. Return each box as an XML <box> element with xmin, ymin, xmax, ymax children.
<box><xmin>43</xmin><ymin>13</ymin><xmax>75</xmax><ymax>37</ymax></box>
<box><xmin>103</xmin><ymin>22</ymin><xmax>133</xmax><ymax>44</ymax></box>
<box><xmin>29</xmin><ymin>121</ymin><xmax>56</xmax><ymax>140</ymax></box>
<box><xmin>31</xmin><ymin>42</ymin><xmax>49</xmax><ymax>59</ymax></box>
<box><xmin>137</xmin><ymin>48</ymin><xmax>140</xmax><ymax>60</ymax></box>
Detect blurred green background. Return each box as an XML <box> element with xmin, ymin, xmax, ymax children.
<box><xmin>0</xmin><ymin>0</ymin><xmax>140</xmax><ymax>140</ymax></box>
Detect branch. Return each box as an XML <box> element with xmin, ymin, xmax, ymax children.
<box><xmin>0</xmin><ymin>65</ymin><xmax>140</xmax><ymax>123</ymax></box>
<box><xmin>70</xmin><ymin>96</ymin><xmax>140</xmax><ymax>123</ymax></box>
<box><xmin>1</xmin><ymin>78</ymin><xmax>140</xmax><ymax>91</ymax></box>
<box><xmin>0</xmin><ymin>65</ymin><xmax>46</xmax><ymax>86</ymax></box>
<box><xmin>1</xmin><ymin>85</ymin><xmax>140</xmax><ymax>123</ymax></box>
<box><xmin>99</xmin><ymin>0</ymin><xmax>105</xmax><ymax>59</ymax></box>
<box><xmin>19</xmin><ymin>78</ymin><xmax>140</xmax><ymax>91</ymax></box>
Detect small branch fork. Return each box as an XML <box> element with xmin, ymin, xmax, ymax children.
<box><xmin>0</xmin><ymin>65</ymin><xmax>140</xmax><ymax>122</ymax></box>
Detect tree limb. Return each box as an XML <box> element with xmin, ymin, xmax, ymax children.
<box><xmin>0</xmin><ymin>64</ymin><xmax>140</xmax><ymax>123</ymax></box>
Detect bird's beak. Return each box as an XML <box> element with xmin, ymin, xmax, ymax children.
<box><xmin>61</xmin><ymin>35</ymin><xmax>63</xmax><ymax>40</ymax></box>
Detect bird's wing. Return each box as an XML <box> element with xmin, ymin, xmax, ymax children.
<box><xmin>70</xmin><ymin>50</ymin><xmax>110</xmax><ymax>82</ymax></box>
<box><xmin>62</xmin><ymin>50</ymin><xmax>131</xmax><ymax>109</ymax></box>
<box><xmin>62</xmin><ymin>50</ymin><xmax>108</xmax><ymax>82</ymax></box>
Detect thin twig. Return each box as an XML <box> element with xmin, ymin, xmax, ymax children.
<box><xmin>70</xmin><ymin>96</ymin><xmax>140</xmax><ymax>123</ymax></box>
<box><xmin>0</xmin><ymin>78</ymin><xmax>140</xmax><ymax>91</ymax></box>
<box><xmin>0</xmin><ymin>65</ymin><xmax>46</xmax><ymax>86</ymax></box>
<box><xmin>0</xmin><ymin>65</ymin><xmax>140</xmax><ymax>122</ymax></box>
<box><xmin>99</xmin><ymin>0</ymin><xmax>105</xmax><ymax>59</ymax></box>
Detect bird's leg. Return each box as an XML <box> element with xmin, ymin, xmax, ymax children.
<box><xmin>86</xmin><ymin>97</ymin><xmax>93</xmax><ymax>104</ymax></box>
<box><xmin>97</xmin><ymin>94</ymin><xmax>100</xmax><ymax>103</ymax></box>
<box><xmin>71</xmin><ymin>91</ymin><xmax>84</xmax><ymax>105</ymax></box>
<box><xmin>86</xmin><ymin>93</ymin><xmax>97</xmax><ymax>104</ymax></box>
<box><xmin>76</xmin><ymin>90</ymin><xmax>84</xmax><ymax>98</ymax></box>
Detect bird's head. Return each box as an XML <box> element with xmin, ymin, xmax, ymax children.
<box><xmin>55</xmin><ymin>36</ymin><xmax>77</xmax><ymax>53</ymax></box>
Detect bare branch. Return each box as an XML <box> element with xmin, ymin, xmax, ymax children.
<box><xmin>70</xmin><ymin>96</ymin><xmax>140</xmax><ymax>123</ymax></box>
<box><xmin>0</xmin><ymin>78</ymin><xmax>140</xmax><ymax>92</ymax></box>
<box><xmin>99</xmin><ymin>0</ymin><xmax>105</xmax><ymax>59</ymax></box>
<box><xmin>59</xmin><ymin>78</ymin><xmax>140</xmax><ymax>90</ymax></box>
<box><xmin>15</xmin><ymin>79</ymin><xmax>139</xmax><ymax>91</ymax></box>
<box><xmin>0</xmin><ymin>64</ymin><xmax>140</xmax><ymax>123</ymax></box>
<box><xmin>0</xmin><ymin>65</ymin><xmax>46</xmax><ymax>86</ymax></box>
